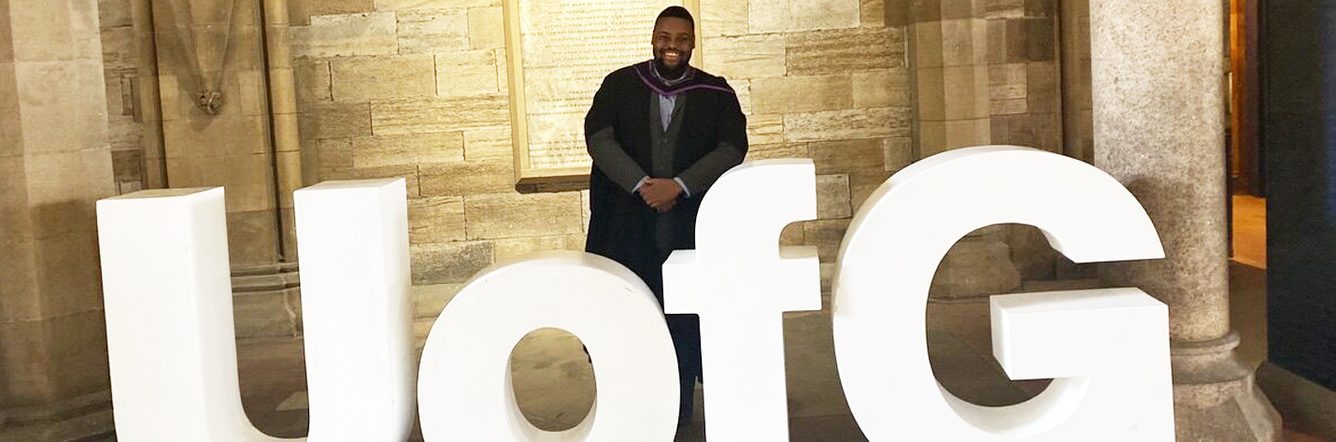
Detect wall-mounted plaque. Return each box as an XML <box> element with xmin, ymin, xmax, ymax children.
<box><xmin>504</xmin><ymin>0</ymin><xmax>701</xmax><ymax>191</ymax></box>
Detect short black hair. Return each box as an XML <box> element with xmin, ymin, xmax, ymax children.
<box><xmin>655</xmin><ymin>6</ymin><xmax>695</xmax><ymax>29</ymax></box>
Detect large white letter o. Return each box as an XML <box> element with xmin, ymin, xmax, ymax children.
<box><xmin>418</xmin><ymin>251</ymin><xmax>680</xmax><ymax>441</ymax></box>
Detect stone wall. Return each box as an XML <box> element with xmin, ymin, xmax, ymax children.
<box><xmin>1</xmin><ymin>0</ymin><xmax>117</xmax><ymax>437</ymax></box>
<box><xmin>287</xmin><ymin>0</ymin><xmax>911</xmax><ymax>328</ymax></box>
<box><xmin>98</xmin><ymin>0</ymin><xmax>149</xmax><ymax>194</ymax></box>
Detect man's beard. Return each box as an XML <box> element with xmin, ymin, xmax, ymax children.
<box><xmin>653</xmin><ymin>52</ymin><xmax>691</xmax><ymax>80</ymax></box>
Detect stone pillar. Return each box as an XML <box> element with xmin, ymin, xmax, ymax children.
<box><xmin>1089</xmin><ymin>0</ymin><xmax>1281</xmax><ymax>440</ymax></box>
<box><xmin>0</xmin><ymin>0</ymin><xmax>116</xmax><ymax>439</ymax></box>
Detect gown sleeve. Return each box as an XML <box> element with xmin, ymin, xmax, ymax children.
<box><xmin>677</xmin><ymin>85</ymin><xmax>749</xmax><ymax>195</ymax></box>
<box><xmin>585</xmin><ymin>74</ymin><xmax>648</xmax><ymax>193</ymax></box>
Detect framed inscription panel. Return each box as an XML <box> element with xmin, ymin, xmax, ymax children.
<box><xmin>504</xmin><ymin>0</ymin><xmax>701</xmax><ymax>191</ymax></box>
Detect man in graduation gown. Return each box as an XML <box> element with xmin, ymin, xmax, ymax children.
<box><xmin>583</xmin><ymin>6</ymin><xmax>748</xmax><ymax>428</ymax></box>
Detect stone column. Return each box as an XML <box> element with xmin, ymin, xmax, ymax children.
<box><xmin>0</xmin><ymin>0</ymin><xmax>117</xmax><ymax>439</ymax></box>
<box><xmin>1089</xmin><ymin>0</ymin><xmax>1281</xmax><ymax>440</ymax></box>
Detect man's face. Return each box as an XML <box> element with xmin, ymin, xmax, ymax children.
<box><xmin>652</xmin><ymin>17</ymin><xmax>695</xmax><ymax>71</ymax></box>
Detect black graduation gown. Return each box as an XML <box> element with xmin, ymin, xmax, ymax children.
<box><xmin>583</xmin><ymin>62</ymin><xmax>748</xmax><ymax>386</ymax></box>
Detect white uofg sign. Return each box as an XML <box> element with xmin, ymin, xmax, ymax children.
<box><xmin>95</xmin><ymin>146</ymin><xmax>1174</xmax><ymax>441</ymax></box>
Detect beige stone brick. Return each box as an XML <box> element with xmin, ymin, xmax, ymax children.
<box><xmin>218</xmin><ymin>154</ymin><xmax>280</xmax><ymax>212</ymax></box>
<box><xmin>494</xmin><ymin>48</ymin><xmax>509</xmax><ymax>94</ymax></box>
<box><xmin>781</xmin><ymin>222</ymin><xmax>804</xmax><ymax>246</ymax></box>
<box><xmin>493</xmin><ymin>235</ymin><xmax>569</xmax><ymax>261</ymax></box>
<box><xmin>914</xmin><ymin>21</ymin><xmax>944</xmax><ymax>68</ymax></box>
<box><xmin>701</xmin><ymin>0</ymin><xmax>748</xmax><ymax>36</ymax></box>
<box><xmin>988</xmin><ymin>63</ymin><xmax>1027</xmax><ymax>100</ymax></box>
<box><xmin>565</xmin><ymin>233</ymin><xmax>586</xmax><ymax>250</ymax></box>
<box><xmin>986</xmin><ymin>0</ymin><xmax>1025</xmax><ymax>19</ymax></box>
<box><xmin>943</xmin><ymin>117</ymin><xmax>990</xmax><ymax>149</ymax></box>
<box><xmin>321</xmin><ymin>164</ymin><xmax>421</xmax><ymax>197</ymax></box>
<box><xmin>787</xmin><ymin>27</ymin><xmax>904</xmax><ymax>75</ymax></box>
<box><xmin>411</xmin><ymin>241</ymin><xmax>494</xmax><ymax>284</ymax></box>
<box><xmin>227</xmin><ymin>209</ymin><xmax>280</xmax><ymax>266</ymax></box>
<box><xmin>468</xmin><ymin>6</ymin><xmax>504</xmax><ymax>49</ymax></box>
<box><xmin>162</xmin><ymin>115</ymin><xmax>270</xmax><ymax>160</ymax></box>
<box><xmin>409</xmin><ymin>196</ymin><xmax>465</xmax><ymax>243</ymax></box>
<box><xmin>100</xmin><ymin>26</ymin><xmax>135</xmax><ymax>69</ymax></box>
<box><xmin>7</xmin><ymin>0</ymin><xmax>87</xmax><ymax>62</ymax></box>
<box><xmin>0</xmin><ymin>66</ymin><xmax>18</xmax><ymax>153</ymax></box>
<box><xmin>730</xmin><ymin>79</ymin><xmax>753</xmax><ymax>114</ymax></box>
<box><xmin>804</xmin><ymin>218</ymin><xmax>850</xmax><ymax>262</ymax></box>
<box><xmin>419</xmin><ymin>160</ymin><xmax>512</xmax><ymax>196</ymax></box>
<box><xmin>376</xmin><ymin>0</ymin><xmax>500</xmax><ymax>9</ymax></box>
<box><xmin>98</xmin><ymin>0</ymin><xmax>132</xmax><ymax>28</ymax></box>
<box><xmin>31</xmin><ymin>229</ymin><xmax>106</xmax><ymax>318</ymax></box>
<box><xmin>317</xmin><ymin>138</ymin><xmax>354</xmax><ymax>171</ymax></box>
<box><xmin>750</xmin><ymin>75</ymin><xmax>853</xmax><ymax>114</ymax></box>
<box><xmin>464</xmin><ymin>192</ymin><xmax>582</xmax><ymax>240</ymax></box>
<box><xmin>808</xmin><ymin>138</ymin><xmax>884</xmax><ymax>174</ymax></box>
<box><xmin>940</xmin><ymin>19</ymin><xmax>985</xmax><ymax>67</ymax></box>
<box><xmin>747</xmin><ymin>113</ymin><xmax>785</xmax><ymax>145</ymax></box>
<box><xmin>819</xmin><ymin>262</ymin><xmax>835</xmax><ymax>294</ymax></box>
<box><xmin>882</xmin><ymin>137</ymin><xmax>913</xmax><ymax>171</ymax></box>
<box><xmin>397</xmin><ymin>9</ymin><xmax>469</xmax><ymax>54</ymax></box>
<box><xmin>919</xmin><ymin>120</ymin><xmax>947</xmax><ymax>156</ymax></box>
<box><xmin>915</xmin><ymin>67</ymin><xmax>946</xmax><ymax>121</ymax></box>
<box><xmin>848</xmin><ymin>170</ymin><xmax>890</xmax><ymax>211</ymax></box>
<box><xmin>435</xmin><ymin>50</ymin><xmax>499</xmax><ymax>96</ymax></box>
<box><xmin>750</xmin><ymin>0</ymin><xmax>858</xmax><ymax>33</ymax></box>
<box><xmin>941</xmin><ymin>65</ymin><xmax>989</xmax><ymax>120</ymax></box>
<box><xmin>292</xmin><ymin>12</ymin><xmax>398</xmax><ymax>58</ymax></box>
<box><xmin>352</xmin><ymin>131</ymin><xmax>464</xmax><ymax>168</ymax></box>
<box><xmin>0</xmin><ymin>4</ymin><xmax>10</xmax><ymax>63</ymax></box>
<box><xmin>412</xmin><ymin>283</ymin><xmax>464</xmax><ymax>318</ymax></box>
<box><xmin>701</xmin><ymin>35</ymin><xmax>786</xmax><ymax>80</ymax></box>
<box><xmin>816</xmin><ymin>174</ymin><xmax>852</xmax><ymax>219</ymax></box>
<box><xmin>299</xmin><ymin>102</ymin><xmax>372</xmax><ymax>139</ymax></box>
<box><xmin>1026</xmin><ymin>61</ymin><xmax>1059</xmax><ymax>113</ymax></box>
<box><xmin>746</xmin><ymin>0</ymin><xmax>789</xmax><ymax>33</ymax></box>
<box><xmin>309</xmin><ymin>0</ymin><xmax>374</xmax><ymax>16</ymax></box>
<box><xmin>331</xmin><ymin>54</ymin><xmax>436</xmax><ymax>101</ymax></box>
<box><xmin>860</xmin><ymin>0</ymin><xmax>886</xmax><ymax>27</ymax></box>
<box><xmin>930</xmin><ymin>236</ymin><xmax>1021</xmax><ymax>299</ymax></box>
<box><xmin>464</xmin><ymin>127</ymin><xmax>514</xmax><ymax>161</ymax></box>
<box><xmin>745</xmin><ymin>143</ymin><xmax>808</xmax><ymax>161</ymax></box>
<box><xmin>288</xmin><ymin>0</ymin><xmax>312</xmax><ymax>25</ymax></box>
<box><xmin>23</xmin><ymin>150</ymin><xmax>114</xmax><ymax>229</ymax></box>
<box><xmin>991</xmin><ymin>98</ymin><xmax>1027</xmax><ymax>115</ymax></box>
<box><xmin>238</xmin><ymin>70</ymin><xmax>271</xmax><ymax>116</ymax></box>
<box><xmin>0</xmin><ymin>311</ymin><xmax>110</xmax><ymax>401</ymax></box>
<box><xmin>13</xmin><ymin>61</ymin><xmax>109</xmax><ymax>155</ymax></box>
<box><xmin>156</xmin><ymin>74</ymin><xmax>191</xmax><ymax>122</ymax></box>
<box><xmin>370</xmin><ymin>94</ymin><xmax>509</xmax><ymax>135</ymax></box>
<box><xmin>791</xmin><ymin>0</ymin><xmax>861</xmax><ymax>31</ymax></box>
<box><xmin>852</xmin><ymin>69</ymin><xmax>911</xmax><ymax>108</ymax></box>
<box><xmin>784</xmin><ymin>107</ymin><xmax>911</xmax><ymax>142</ymax></box>
<box><xmin>579</xmin><ymin>190</ymin><xmax>591</xmax><ymax>232</ymax></box>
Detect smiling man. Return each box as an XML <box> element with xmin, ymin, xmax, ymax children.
<box><xmin>583</xmin><ymin>5</ymin><xmax>748</xmax><ymax>430</ymax></box>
